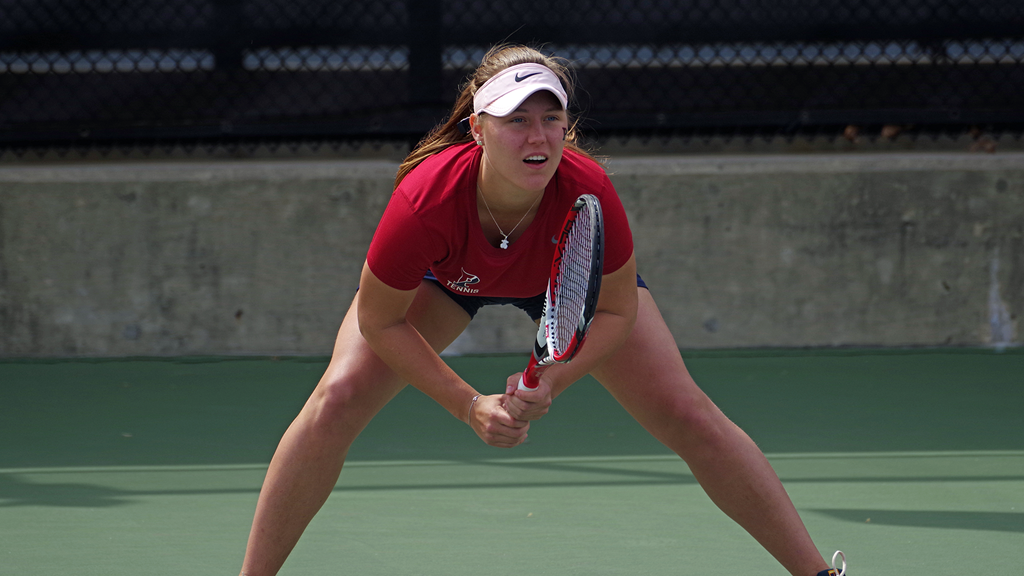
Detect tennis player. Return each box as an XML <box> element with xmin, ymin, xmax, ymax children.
<box><xmin>239</xmin><ymin>45</ymin><xmax>845</xmax><ymax>576</ymax></box>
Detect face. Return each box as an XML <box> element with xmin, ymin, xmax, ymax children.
<box><xmin>472</xmin><ymin>90</ymin><xmax>568</xmax><ymax>196</ymax></box>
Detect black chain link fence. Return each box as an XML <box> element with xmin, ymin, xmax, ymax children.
<box><xmin>2</xmin><ymin>0</ymin><xmax>1022</xmax><ymax>155</ymax></box>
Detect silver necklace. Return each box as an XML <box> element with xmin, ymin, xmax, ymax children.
<box><xmin>478</xmin><ymin>184</ymin><xmax>542</xmax><ymax>249</ymax></box>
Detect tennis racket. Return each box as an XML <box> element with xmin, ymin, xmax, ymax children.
<box><xmin>517</xmin><ymin>193</ymin><xmax>605</xmax><ymax>391</ymax></box>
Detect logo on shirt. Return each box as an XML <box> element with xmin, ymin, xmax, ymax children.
<box><xmin>447</xmin><ymin>269</ymin><xmax>481</xmax><ymax>294</ymax></box>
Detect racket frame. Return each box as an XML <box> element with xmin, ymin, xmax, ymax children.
<box><xmin>518</xmin><ymin>193</ymin><xmax>604</xmax><ymax>390</ymax></box>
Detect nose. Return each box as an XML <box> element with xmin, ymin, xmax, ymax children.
<box><xmin>526</xmin><ymin>122</ymin><xmax>546</xmax><ymax>143</ymax></box>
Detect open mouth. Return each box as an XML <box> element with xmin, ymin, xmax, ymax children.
<box><xmin>524</xmin><ymin>155</ymin><xmax>547</xmax><ymax>165</ymax></box>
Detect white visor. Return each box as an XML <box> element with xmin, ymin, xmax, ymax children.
<box><xmin>473</xmin><ymin>63</ymin><xmax>568</xmax><ymax>117</ymax></box>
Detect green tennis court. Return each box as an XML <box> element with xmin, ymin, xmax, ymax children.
<box><xmin>2</xmin><ymin>348</ymin><xmax>1022</xmax><ymax>575</ymax></box>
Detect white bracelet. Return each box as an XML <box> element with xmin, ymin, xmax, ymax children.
<box><xmin>467</xmin><ymin>394</ymin><xmax>481</xmax><ymax>424</ymax></box>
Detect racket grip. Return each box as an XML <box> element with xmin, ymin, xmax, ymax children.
<box><xmin>517</xmin><ymin>343</ymin><xmax>543</xmax><ymax>391</ymax></box>
<box><xmin>518</xmin><ymin>358</ymin><xmax>542</xmax><ymax>391</ymax></box>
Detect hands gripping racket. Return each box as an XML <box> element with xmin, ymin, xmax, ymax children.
<box><xmin>517</xmin><ymin>194</ymin><xmax>605</xmax><ymax>391</ymax></box>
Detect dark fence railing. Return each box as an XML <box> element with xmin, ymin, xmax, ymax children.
<box><xmin>2</xmin><ymin>0</ymin><xmax>1022</xmax><ymax>151</ymax></box>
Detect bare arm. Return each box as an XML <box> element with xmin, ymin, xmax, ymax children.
<box><xmin>357</xmin><ymin>262</ymin><xmax>528</xmax><ymax>446</ymax></box>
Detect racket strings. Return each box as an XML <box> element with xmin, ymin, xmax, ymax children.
<box><xmin>551</xmin><ymin>205</ymin><xmax>595</xmax><ymax>355</ymax></box>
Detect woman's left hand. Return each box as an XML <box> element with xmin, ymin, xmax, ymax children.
<box><xmin>503</xmin><ymin>373</ymin><xmax>552</xmax><ymax>421</ymax></box>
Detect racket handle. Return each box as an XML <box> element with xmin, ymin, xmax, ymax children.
<box><xmin>520</xmin><ymin>336</ymin><xmax>544</xmax><ymax>389</ymax></box>
<box><xmin>518</xmin><ymin>355</ymin><xmax>542</xmax><ymax>391</ymax></box>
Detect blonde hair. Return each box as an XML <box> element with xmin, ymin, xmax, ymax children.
<box><xmin>394</xmin><ymin>44</ymin><xmax>594</xmax><ymax>188</ymax></box>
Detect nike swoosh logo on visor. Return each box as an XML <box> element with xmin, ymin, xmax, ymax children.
<box><xmin>515</xmin><ymin>72</ymin><xmax>541</xmax><ymax>82</ymax></box>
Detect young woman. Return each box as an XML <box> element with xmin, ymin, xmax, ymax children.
<box><xmin>239</xmin><ymin>45</ymin><xmax>845</xmax><ymax>576</ymax></box>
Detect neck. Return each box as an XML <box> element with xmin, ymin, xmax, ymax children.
<box><xmin>476</xmin><ymin>163</ymin><xmax>544</xmax><ymax>214</ymax></box>
<box><xmin>475</xmin><ymin>167</ymin><xmax>544</xmax><ymax>249</ymax></box>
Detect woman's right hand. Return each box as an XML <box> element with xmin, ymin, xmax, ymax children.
<box><xmin>468</xmin><ymin>394</ymin><xmax>530</xmax><ymax>448</ymax></box>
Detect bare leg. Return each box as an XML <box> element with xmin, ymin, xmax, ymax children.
<box><xmin>239</xmin><ymin>282</ymin><xmax>471</xmax><ymax>576</ymax></box>
<box><xmin>591</xmin><ymin>289</ymin><xmax>829</xmax><ymax>576</ymax></box>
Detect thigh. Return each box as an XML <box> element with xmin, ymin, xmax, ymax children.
<box><xmin>591</xmin><ymin>289</ymin><xmax>724</xmax><ymax>449</ymax></box>
<box><xmin>306</xmin><ymin>279</ymin><xmax>473</xmax><ymax>437</ymax></box>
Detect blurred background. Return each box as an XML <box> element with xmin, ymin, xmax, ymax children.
<box><xmin>1</xmin><ymin>0</ymin><xmax>1022</xmax><ymax>356</ymax></box>
<box><xmin>2</xmin><ymin>0</ymin><xmax>1023</xmax><ymax>153</ymax></box>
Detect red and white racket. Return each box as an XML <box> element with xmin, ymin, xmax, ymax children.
<box><xmin>518</xmin><ymin>194</ymin><xmax>605</xmax><ymax>391</ymax></box>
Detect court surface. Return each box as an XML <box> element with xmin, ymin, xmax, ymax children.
<box><xmin>2</xmin><ymin>348</ymin><xmax>1022</xmax><ymax>575</ymax></box>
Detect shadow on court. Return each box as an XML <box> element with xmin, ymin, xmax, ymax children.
<box><xmin>0</xmin><ymin>473</ymin><xmax>131</xmax><ymax>508</ymax></box>
<box><xmin>0</xmin><ymin>458</ymin><xmax>702</xmax><ymax>509</ymax></box>
<box><xmin>813</xmin><ymin>509</ymin><xmax>1024</xmax><ymax>533</ymax></box>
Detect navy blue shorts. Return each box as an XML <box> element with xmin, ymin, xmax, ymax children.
<box><xmin>425</xmin><ymin>272</ymin><xmax>648</xmax><ymax>321</ymax></box>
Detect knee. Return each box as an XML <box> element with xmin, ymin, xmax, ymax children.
<box><xmin>308</xmin><ymin>377</ymin><xmax>358</xmax><ymax>422</ymax></box>
<box><xmin>303</xmin><ymin>370</ymin><xmax>388</xmax><ymax>436</ymax></box>
<box><xmin>651</xmin><ymin>394</ymin><xmax>738</xmax><ymax>453</ymax></box>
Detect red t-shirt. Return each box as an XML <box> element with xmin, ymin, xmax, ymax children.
<box><xmin>367</xmin><ymin>142</ymin><xmax>633</xmax><ymax>298</ymax></box>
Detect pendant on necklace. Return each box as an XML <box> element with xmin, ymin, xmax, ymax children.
<box><xmin>500</xmin><ymin>238</ymin><xmax>509</xmax><ymax>249</ymax></box>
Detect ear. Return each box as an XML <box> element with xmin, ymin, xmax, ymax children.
<box><xmin>469</xmin><ymin>113</ymin><xmax>483</xmax><ymax>142</ymax></box>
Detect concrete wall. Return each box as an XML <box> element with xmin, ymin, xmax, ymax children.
<box><xmin>1</xmin><ymin>152</ymin><xmax>1021</xmax><ymax>357</ymax></box>
<box><xmin>611</xmin><ymin>154</ymin><xmax>1022</xmax><ymax>351</ymax></box>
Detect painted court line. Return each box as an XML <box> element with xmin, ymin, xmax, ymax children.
<box><xmin>2</xmin><ymin>450</ymin><xmax>1021</xmax><ymax>476</ymax></box>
